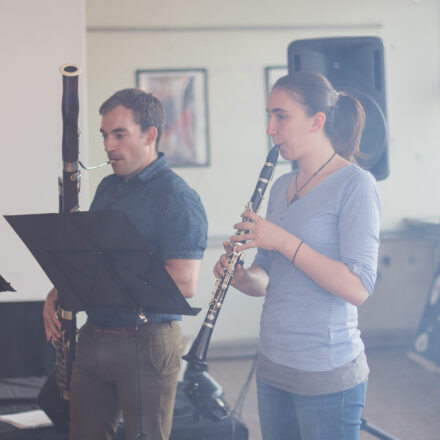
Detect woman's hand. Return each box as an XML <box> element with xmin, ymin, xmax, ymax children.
<box><xmin>213</xmin><ymin>241</ymin><xmax>248</xmax><ymax>288</ymax></box>
<box><xmin>231</xmin><ymin>210</ymin><xmax>288</xmax><ymax>253</ymax></box>
<box><xmin>213</xmin><ymin>240</ymin><xmax>269</xmax><ymax>297</ymax></box>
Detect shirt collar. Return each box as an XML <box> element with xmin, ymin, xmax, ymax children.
<box><xmin>127</xmin><ymin>152</ymin><xmax>168</xmax><ymax>183</ymax></box>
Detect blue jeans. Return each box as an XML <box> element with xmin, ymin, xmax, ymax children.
<box><xmin>257</xmin><ymin>379</ymin><xmax>367</xmax><ymax>440</ymax></box>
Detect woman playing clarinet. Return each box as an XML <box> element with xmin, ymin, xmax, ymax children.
<box><xmin>214</xmin><ymin>72</ymin><xmax>381</xmax><ymax>440</ymax></box>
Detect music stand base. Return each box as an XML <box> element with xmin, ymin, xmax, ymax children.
<box><xmin>134</xmin><ymin>311</ymin><xmax>147</xmax><ymax>440</ymax></box>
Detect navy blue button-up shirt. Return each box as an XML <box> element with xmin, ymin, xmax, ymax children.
<box><xmin>87</xmin><ymin>153</ymin><xmax>208</xmax><ymax>327</ymax></box>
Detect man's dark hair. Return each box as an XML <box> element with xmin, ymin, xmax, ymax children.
<box><xmin>99</xmin><ymin>88</ymin><xmax>165</xmax><ymax>151</ymax></box>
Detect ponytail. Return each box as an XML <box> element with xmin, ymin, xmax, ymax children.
<box><xmin>325</xmin><ymin>92</ymin><xmax>365</xmax><ymax>161</ymax></box>
<box><xmin>273</xmin><ymin>72</ymin><xmax>365</xmax><ymax>162</ymax></box>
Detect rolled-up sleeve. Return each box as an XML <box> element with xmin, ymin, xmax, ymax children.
<box><xmin>338</xmin><ymin>171</ymin><xmax>381</xmax><ymax>295</ymax></box>
<box><xmin>158</xmin><ymin>191</ymin><xmax>208</xmax><ymax>260</ymax></box>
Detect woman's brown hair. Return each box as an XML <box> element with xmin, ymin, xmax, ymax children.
<box><xmin>273</xmin><ymin>72</ymin><xmax>365</xmax><ymax>161</ymax></box>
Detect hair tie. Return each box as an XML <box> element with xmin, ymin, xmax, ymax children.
<box><xmin>292</xmin><ymin>240</ymin><xmax>304</xmax><ymax>265</ymax></box>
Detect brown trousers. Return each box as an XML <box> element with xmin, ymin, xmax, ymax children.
<box><xmin>69</xmin><ymin>320</ymin><xmax>183</xmax><ymax>440</ymax></box>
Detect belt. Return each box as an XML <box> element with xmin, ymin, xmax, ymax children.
<box><xmin>92</xmin><ymin>324</ymin><xmax>147</xmax><ymax>338</ymax></box>
<box><xmin>91</xmin><ymin>321</ymin><xmax>172</xmax><ymax>338</ymax></box>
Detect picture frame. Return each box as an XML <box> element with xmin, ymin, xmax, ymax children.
<box><xmin>136</xmin><ymin>69</ymin><xmax>210</xmax><ymax>167</ymax></box>
<box><xmin>264</xmin><ymin>66</ymin><xmax>289</xmax><ymax>160</ymax></box>
<box><xmin>265</xmin><ymin>66</ymin><xmax>288</xmax><ymax>99</ymax></box>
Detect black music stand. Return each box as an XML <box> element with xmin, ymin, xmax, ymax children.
<box><xmin>0</xmin><ymin>275</ymin><xmax>15</xmax><ymax>292</ymax></box>
<box><xmin>4</xmin><ymin>211</ymin><xmax>199</xmax><ymax>315</ymax></box>
<box><xmin>5</xmin><ymin>210</ymin><xmax>200</xmax><ymax>439</ymax></box>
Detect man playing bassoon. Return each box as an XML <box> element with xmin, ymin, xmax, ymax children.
<box><xmin>43</xmin><ymin>88</ymin><xmax>208</xmax><ymax>440</ymax></box>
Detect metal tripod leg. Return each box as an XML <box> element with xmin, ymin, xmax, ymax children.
<box><xmin>134</xmin><ymin>313</ymin><xmax>147</xmax><ymax>440</ymax></box>
<box><xmin>361</xmin><ymin>418</ymin><xmax>399</xmax><ymax>440</ymax></box>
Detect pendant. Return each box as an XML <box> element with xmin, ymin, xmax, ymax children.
<box><xmin>290</xmin><ymin>193</ymin><xmax>299</xmax><ymax>204</ymax></box>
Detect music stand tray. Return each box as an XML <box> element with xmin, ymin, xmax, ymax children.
<box><xmin>5</xmin><ymin>210</ymin><xmax>200</xmax><ymax>316</ymax></box>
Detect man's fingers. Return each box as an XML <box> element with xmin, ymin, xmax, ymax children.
<box><xmin>48</xmin><ymin>325</ymin><xmax>62</xmax><ymax>341</ymax></box>
<box><xmin>53</xmin><ymin>313</ymin><xmax>62</xmax><ymax>330</ymax></box>
<box><xmin>43</xmin><ymin>312</ymin><xmax>61</xmax><ymax>341</ymax></box>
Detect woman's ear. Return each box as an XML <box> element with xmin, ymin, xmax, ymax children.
<box><xmin>311</xmin><ymin>112</ymin><xmax>326</xmax><ymax>132</ymax></box>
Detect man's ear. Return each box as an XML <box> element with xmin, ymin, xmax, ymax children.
<box><xmin>144</xmin><ymin>126</ymin><xmax>158</xmax><ymax>145</ymax></box>
<box><xmin>311</xmin><ymin>112</ymin><xmax>326</xmax><ymax>132</ymax></box>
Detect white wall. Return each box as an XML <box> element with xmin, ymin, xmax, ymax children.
<box><xmin>0</xmin><ymin>0</ymin><xmax>88</xmax><ymax>301</ymax></box>
<box><xmin>85</xmin><ymin>0</ymin><xmax>440</xmax><ymax>343</ymax></box>
<box><xmin>1</xmin><ymin>0</ymin><xmax>438</xmax><ymax>345</ymax></box>
<box><xmin>86</xmin><ymin>0</ymin><xmax>440</xmax><ymax>231</ymax></box>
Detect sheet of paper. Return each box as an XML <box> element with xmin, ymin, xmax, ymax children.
<box><xmin>0</xmin><ymin>409</ymin><xmax>53</xmax><ymax>429</ymax></box>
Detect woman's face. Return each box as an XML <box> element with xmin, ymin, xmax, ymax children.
<box><xmin>266</xmin><ymin>87</ymin><xmax>316</xmax><ymax>161</ymax></box>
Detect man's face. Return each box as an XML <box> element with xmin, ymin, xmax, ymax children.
<box><xmin>100</xmin><ymin>105</ymin><xmax>157</xmax><ymax>180</ymax></box>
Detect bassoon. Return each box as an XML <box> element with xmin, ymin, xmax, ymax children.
<box><xmin>183</xmin><ymin>144</ymin><xmax>280</xmax><ymax>368</ymax></box>
<box><xmin>53</xmin><ymin>63</ymin><xmax>82</xmax><ymax>400</ymax></box>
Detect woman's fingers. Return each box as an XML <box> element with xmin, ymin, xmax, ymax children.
<box><xmin>214</xmin><ymin>242</ymin><xmax>233</xmax><ymax>277</ymax></box>
<box><xmin>223</xmin><ymin>241</ymin><xmax>233</xmax><ymax>253</ymax></box>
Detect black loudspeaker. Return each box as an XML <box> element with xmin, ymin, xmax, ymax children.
<box><xmin>288</xmin><ymin>36</ymin><xmax>388</xmax><ymax>180</ymax></box>
<box><xmin>0</xmin><ymin>301</ymin><xmax>55</xmax><ymax>378</ymax></box>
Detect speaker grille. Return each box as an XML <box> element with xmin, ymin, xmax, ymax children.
<box><xmin>374</xmin><ymin>50</ymin><xmax>382</xmax><ymax>92</ymax></box>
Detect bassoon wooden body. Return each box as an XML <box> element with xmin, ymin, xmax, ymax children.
<box><xmin>54</xmin><ymin>63</ymin><xmax>82</xmax><ymax>400</ymax></box>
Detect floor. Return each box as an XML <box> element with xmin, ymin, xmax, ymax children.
<box><xmin>206</xmin><ymin>346</ymin><xmax>440</xmax><ymax>440</ymax></box>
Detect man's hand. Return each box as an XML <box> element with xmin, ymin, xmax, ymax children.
<box><xmin>43</xmin><ymin>288</ymin><xmax>61</xmax><ymax>341</ymax></box>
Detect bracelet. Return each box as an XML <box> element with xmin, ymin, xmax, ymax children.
<box><xmin>292</xmin><ymin>240</ymin><xmax>304</xmax><ymax>265</ymax></box>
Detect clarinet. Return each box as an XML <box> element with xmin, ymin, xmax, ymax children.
<box><xmin>53</xmin><ymin>63</ymin><xmax>82</xmax><ymax>400</ymax></box>
<box><xmin>183</xmin><ymin>145</ymin><xmax>280</xmax><ymax>368</ymax></box>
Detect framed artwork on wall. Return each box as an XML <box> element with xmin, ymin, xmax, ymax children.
<box><xmin>264</xmin><ymin>66</ymin><xmax>288</xmax><ymax>159</ymax></box>
<box><xmin>136</xmin><ymin>69</ymin><xmax>210</xmax><ymax>167</ymax></box>
<box><xmin>265</xmin><ymin>66</ymin><xmax>288</xmax><ymax>99</ymax></box>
